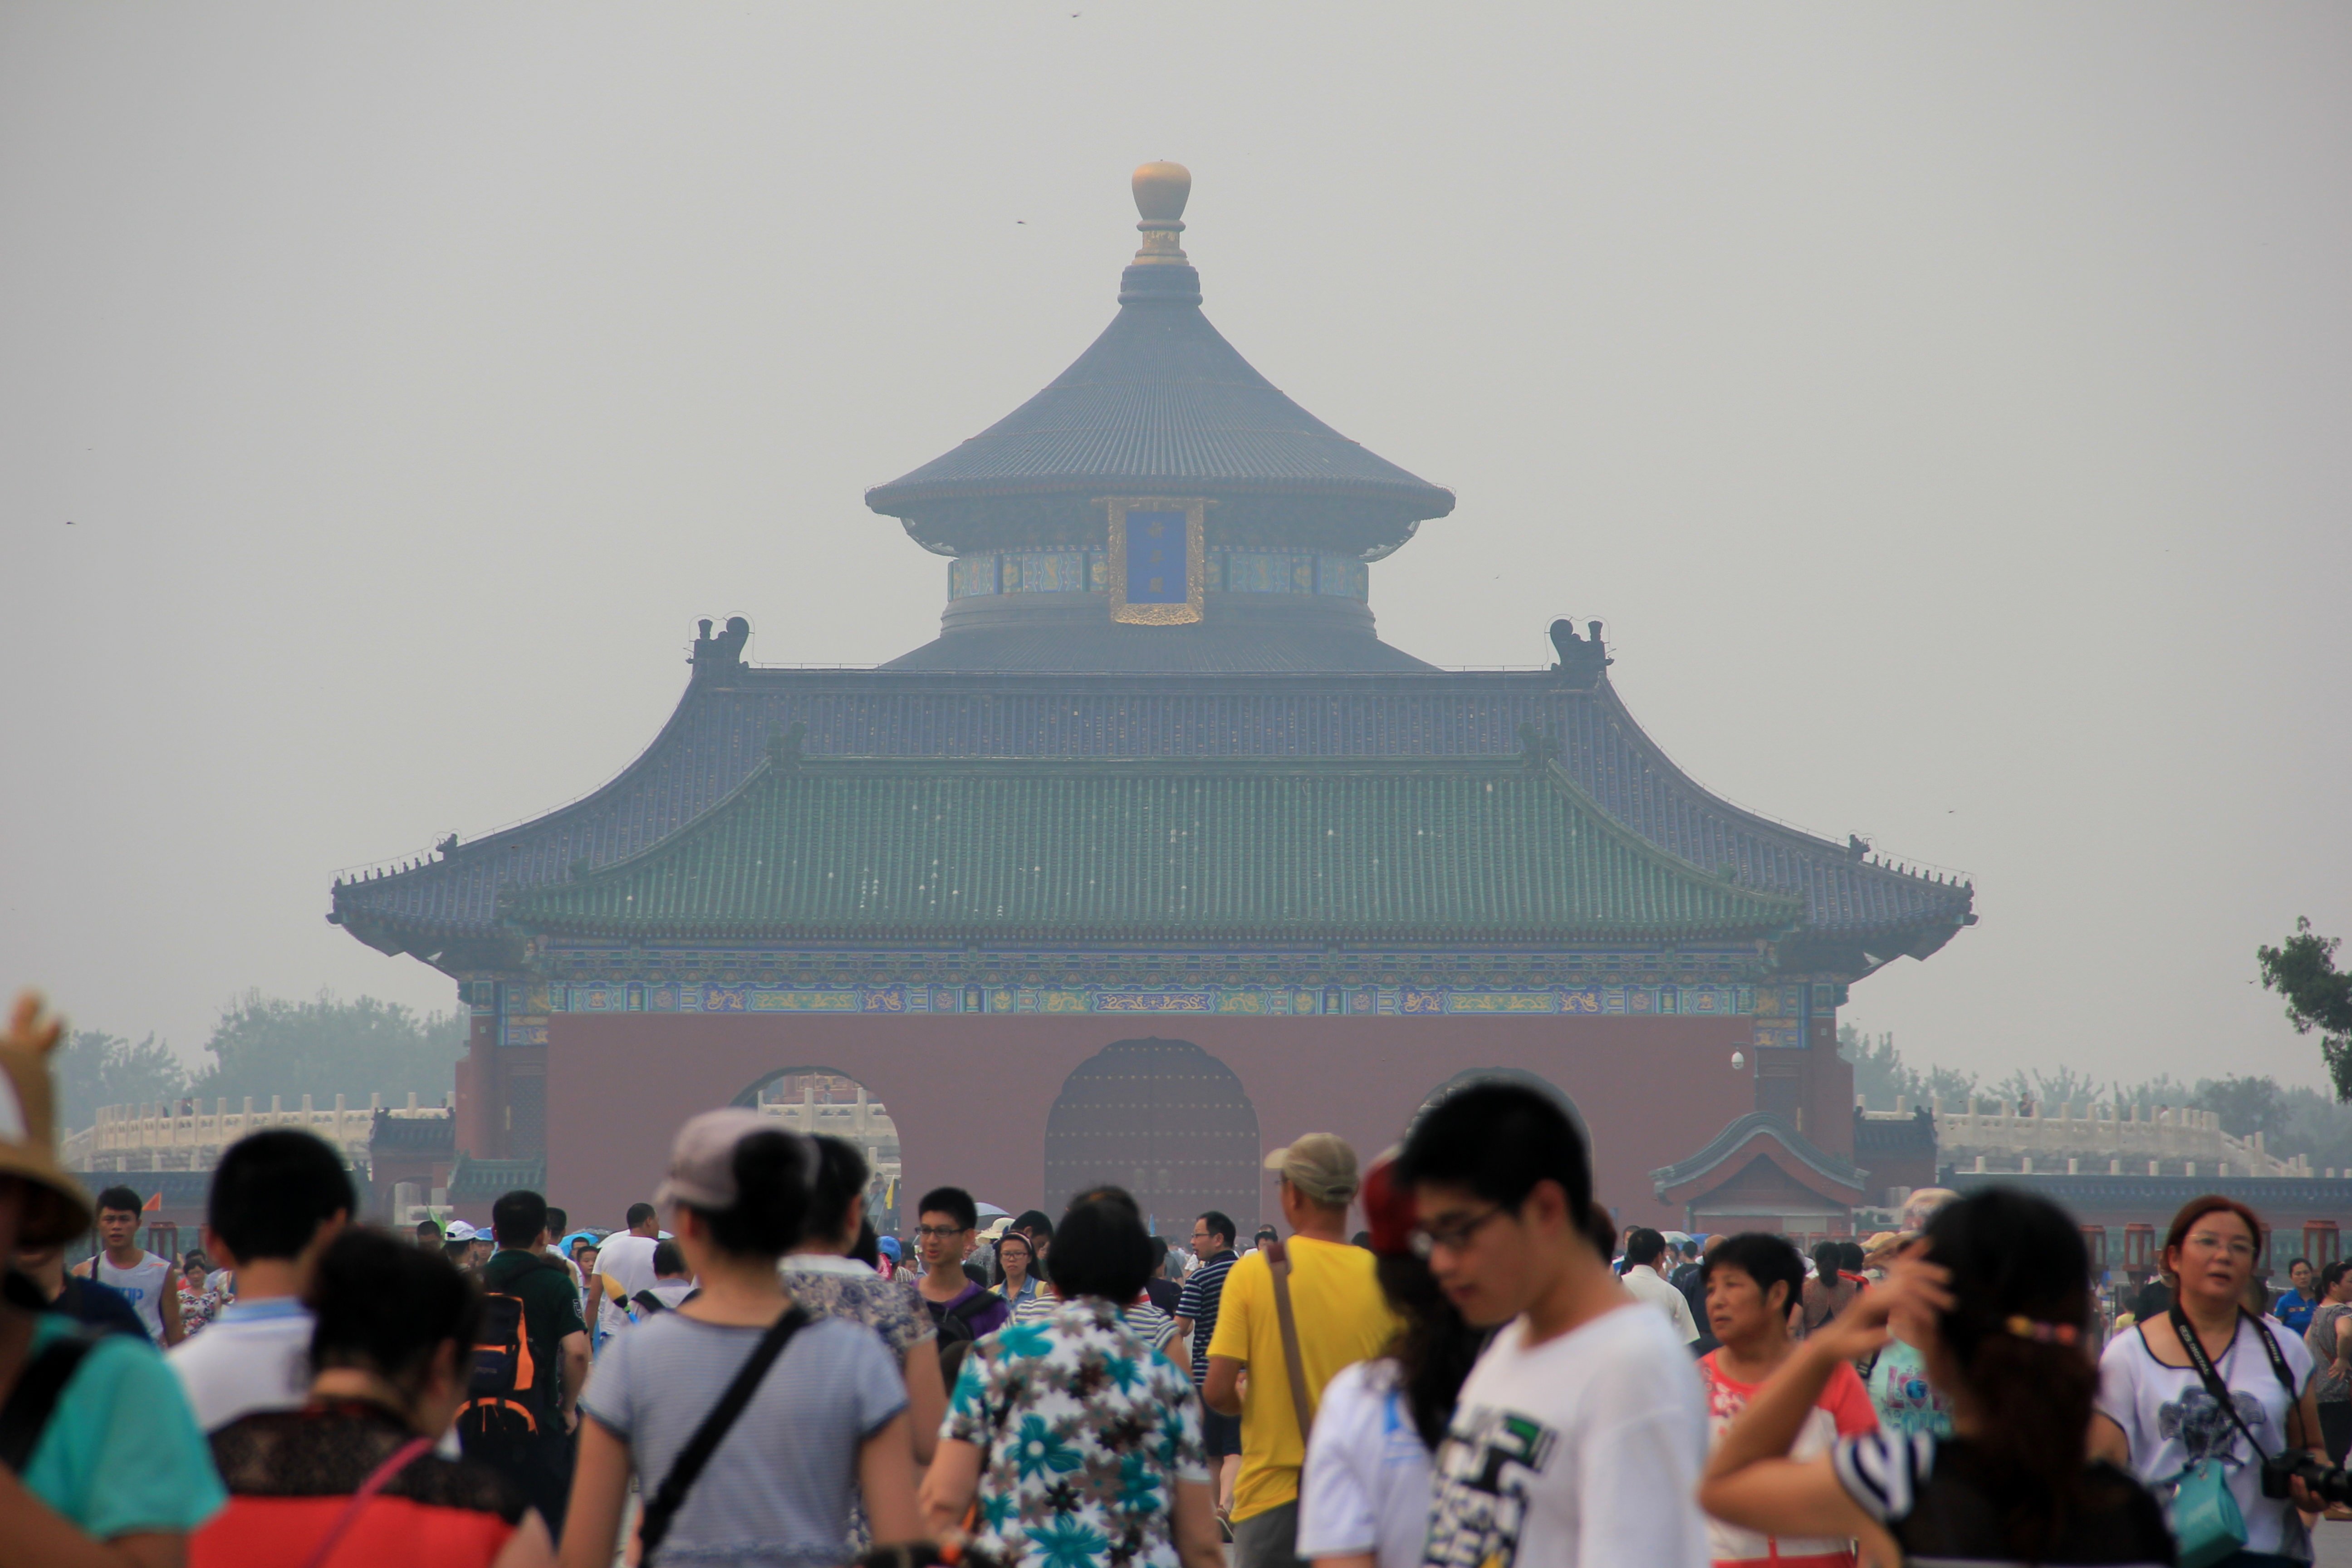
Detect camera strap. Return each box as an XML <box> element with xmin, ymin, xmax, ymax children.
<box><xmin>2168</xmin><ymin>1305</ymin><xmax>2296</xmax><ymax>1462</ymax></box>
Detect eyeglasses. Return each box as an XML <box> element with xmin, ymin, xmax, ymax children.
<box><xmin>1410</xmin><ymin>1204</ymin><xmax>1509</xmax><ymax>1258</ymax></box>
<box><xmin>2184</xmin><ymin>1231</ymin><xmax>2257</xmax><ymax>1259</ymax></box>
<box><xmin>916</xmin><ymin>1224</ymin><xmax>969</xmax><ymax>1240</ymax></box>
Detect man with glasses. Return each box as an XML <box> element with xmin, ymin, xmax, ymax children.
<box><xmin>914</xmin><ymin>1186</ymin><xmax>1008</xmax><ymax>1354</ymax></box>
<box><xmin>1205</xmin><ymin>1136</ymin><xmax>1396</xmax><ymax>1568</ymax></box>
<box><xmin>1400</xmin><ymin>1082</ymin><xmax>1706</xmax><ymax>1568</ymax></box>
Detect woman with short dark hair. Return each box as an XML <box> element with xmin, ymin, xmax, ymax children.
<box><xmin>2094</xmin><ymin>1195</ymin><xmax>2328</xmax><ymax>1564</ymax></box>
<box><xmin>920</xmin><ymin>1197</ymin><xmax>1220</xmax><ymax>1568</ymax></box>
<box><xmin>560</xmin><ymin>1112</ymin><xmax>921</xmax><ymax>1568</ymax></box>
<box><xmin>195</xmin><ymin>1228</ymin><xmax>556</xmax><ymax>1567</ymax></box>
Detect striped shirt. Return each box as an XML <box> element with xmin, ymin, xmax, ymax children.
<box><xmin>1009</xmin><ymin>1290</ymin><xmax>1179</xmax><ymax>1354</ymax></box>
<box><xmin>1175</xmin><ymin>1249</ymin><xmax>1238</xmax><ymax>1386</ymax></box>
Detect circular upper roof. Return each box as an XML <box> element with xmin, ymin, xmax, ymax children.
<box><xmin>865</xmin><ymin>163</ymin><xmax>1455</xmax><ymax>559</ymax></box>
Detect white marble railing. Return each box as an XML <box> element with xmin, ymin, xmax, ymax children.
<box><xmin>1886</xmin><ymin>1096</ymin><xmax>2313</xmax><ymax>1179</ymax></box>
<box><xmin>60</xmin><ymin>1092</ymin><xmax>452</xmax><ymax>1173</ymax></box>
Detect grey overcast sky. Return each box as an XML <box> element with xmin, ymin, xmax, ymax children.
<box><xmin>4</xmin><ymin>5</ymin><xmax>2347</xmax><ymax>1093</ymax></box>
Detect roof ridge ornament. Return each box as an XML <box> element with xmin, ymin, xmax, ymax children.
<box><xmin>767</xmin><ymin>720</ymin><xmax>809</xmax><ymax>770</ymax></box>
<box><xmin>1120</xmin><ymin>161</ymin><xmax>1202</xmax><ymax>305</ymax></box>
<box><xmin>1548</xmin><ymin>618</ymin><xmax>1612</xmax><ymax>686</ymax></box>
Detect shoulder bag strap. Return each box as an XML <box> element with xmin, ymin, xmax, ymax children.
<box><xmin>0</xmin><ymin>1329</ymin><xmax>101</xmax><ymax>1472</ymax></box>
<box><xmin>295</xmin><ymin>1436</ymin><xmax>433</xmax><ymax>1568</ymax></box>
<box><xmin>948</xmin><ymin>1290</ymin><xmax>1002</xmax><ymax>1326</ymax></box>
<box><xmin>638</xmin><ymin>1306</ymin><xmax>811</xmax><ymax>1562</ymax></box>
<box><xmin>1263</xmin><ymin>1239</ymin><xmax>1317</xmax><ymax>1445</ymax></box>
<box><xmin>2170</xmin><ymin>1305</ymin><xmax>2286</xmax><ymax>1460</ymax></box>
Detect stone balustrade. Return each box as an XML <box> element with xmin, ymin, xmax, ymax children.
<box><xmin>61</xmin><ymin>1092</ymin><xmax>453</xmax><ymax>1173</ymax></box>
<box><xmin>1906</xmin><ymin>1097</ymin><xmax>2313</xmax><ymax>1179</ymax></box>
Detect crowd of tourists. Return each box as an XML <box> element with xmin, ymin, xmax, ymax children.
<box><xmin>1</xmin><ymin>985</ymin><xmax>2347</xmax><ymax>1568</ymax></box>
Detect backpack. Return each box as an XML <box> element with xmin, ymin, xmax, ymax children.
<box><xmin>633</xmin><ymin>1289</ymin><xmax>672</xmax><ymax>1319</ymax></box>
<box><xmin>454</xmin><ymin>1284</ymin><xmax>543</xmax><ymax>1443</ymax></box>
<box><xmin>929</xmin><ymin>1288</ymin><xmax>1003</xmax><ymax>1372</ymax></box>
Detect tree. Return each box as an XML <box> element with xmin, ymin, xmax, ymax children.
<box><xmin>188</xmin><ymin>991</ymin><xmax>463</xmax><ymax>1109</ymax></box>
<box><xmin>53</xmin><ymin>1030</ymin><xmax>191</xmax><ymax>1134</ymax></box>
<box><xmin>2258</xmin><ymin>918</ymin><xmax>2352</xmax><ymax>1101</ymax></box>
<box><xmin>2190</xmin><ymin>1074</ymin><xmax>2288</xmax><ymax>1141</ymax></box>
<box><xmin>1837</xmin><ymin>1025</ymin><xmax>1979</xmax><ymax>1110</ymax></box>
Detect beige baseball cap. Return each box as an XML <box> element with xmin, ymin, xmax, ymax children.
<box><xmin>1264</xmin><ymin>1133</ymin><xmax>1360</xmax><ymax>1206</ymax></box>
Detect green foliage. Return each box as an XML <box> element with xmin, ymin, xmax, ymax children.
<box><xmin>1989</xmin><ymin>1064</ymin><xmax>2108</xmax><ymax>1112</ymax></box>
<box><xmin>2258</xmin><ymin>919</ymin><xmax>2352</xmax><ymax>1101</ymax></box>
<box><xmin>1838</xmin><ymin>1025</ymin><xmax>1978</xmax><ymax>1111</ymax></box>
<box><xmin>2187</xmin><ymin>1075</ymin><xmax>2288</xmax><ymax>1141</ymax></box>
<box><xmin>54</xmin><ymin>1030</ymin><xmax>191</xmax><ymax>1133</ymax></box>
<box><xmin>188</xmin><ymin>990</ymin><xmax>463</xmax><ymax>1110</ymax></box>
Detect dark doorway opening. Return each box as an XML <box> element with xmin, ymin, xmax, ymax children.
<box><xmin>1044</xmin><ymin>1038</ymin><xmax>1259</xmax><ymax>1238</ymax></box>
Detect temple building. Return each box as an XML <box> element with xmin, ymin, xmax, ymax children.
<box><xmin>330</xmin><ymin>162</ymin><xmax>1975</xmax><ymax>1235</ymax></box>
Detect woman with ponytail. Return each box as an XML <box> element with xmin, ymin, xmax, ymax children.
<box><xmin>1295</xmin><ymin>1152</ymin><xmax>1486</xmax><ymax>1568</ymax></box>
<box><xmin>560</xmin><ymin>1111</ymin><xmax>925</xmax><ymax>1568</ymax></box>
<box><xmin>1701</xmin><ymin>1189</ymin><xmax>2175</xmax><ymax>1565</ymax></box>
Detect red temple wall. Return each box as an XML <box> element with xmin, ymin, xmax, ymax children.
<box><xmin>543</xmin><ymin>1013</ymin><xmax>1760</xmax><ymax>1234</ymax></box>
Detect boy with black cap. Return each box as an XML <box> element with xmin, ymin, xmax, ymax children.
<box><xmin>1205</xmin><ymin>1133</ymin><xmax>1396</xmax><ymax>1568</ymax></box>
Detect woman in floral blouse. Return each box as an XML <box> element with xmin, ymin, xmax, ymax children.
<box><xmin>922</xmin><ymin>1194</ymin><xmax>1221</xmax><ymax>1568</ymax></box>
<box><xmin>177</xmin><ymin>1249</ymin><xmax>223</xmax><ymax>1337</ymax></box>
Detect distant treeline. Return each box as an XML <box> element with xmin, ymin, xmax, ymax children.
<box><xmin>1840</xmin><ymin>1024</ymin><xmax>2352</xmax><ymax>1172</ymax></box>
<box><xmin>57</xmin><ymin>991</ymin><xmax>464</xmax><ymax>1133</ymax></box>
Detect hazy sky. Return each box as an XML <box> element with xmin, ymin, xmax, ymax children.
<box><xmin>5</xmin><ymin>5</ymin><xmax>2347</xmax><ymax>1097</ymax></box>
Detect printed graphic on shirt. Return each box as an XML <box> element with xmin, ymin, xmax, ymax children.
<box><xmin>1424</xmin><ymin>1406</ymin><xmax>1559</xmax><ymax>1568</ymax></box>
<box><xmin>2157</xmin><ymin>1387</ymin><xmax>2269</xmax><ymax>1463</ymax></box>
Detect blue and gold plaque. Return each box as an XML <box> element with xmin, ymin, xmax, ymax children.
<box><xmin>1104</xmin><ymin>498</ymin><xmax>1206</xmax><ymax>624</ymax></box>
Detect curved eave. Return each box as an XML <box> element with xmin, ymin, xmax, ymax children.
<box><xmin>1583</xmin><ymin>674</ymin><xmax>1976</xmax><ymax>942</ymax></box>
<box><xmin>865</xmin><ymin>472</ymin><xmax>1457</xmax><ymax>517</ymax></box>
<box><xmin>512</xmin><ymin>915</ymin><xmax>1794</xmax><ymax>947</ymax></box>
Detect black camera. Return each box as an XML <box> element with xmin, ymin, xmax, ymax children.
<box><xmin>2262</xmin><ymin>1451</ymin><xmax>2352</xmax><ymax>1506</ymax></box>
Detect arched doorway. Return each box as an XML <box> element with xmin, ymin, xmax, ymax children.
<box><xmin>1044</xmin><ymin>1038</ymin><xmax>1259</xmax><ymax>1237</ymax></box>
<box><xmin>730</xmin><ymin>1068</ymin><xmax>905</xmax><ymax>1233</ymax></box>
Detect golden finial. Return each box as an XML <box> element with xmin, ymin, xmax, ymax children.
<box><xmin>1130</xmin><ymin>161</ymin><xmax>1191</xmax><ymax>266</ymax></box>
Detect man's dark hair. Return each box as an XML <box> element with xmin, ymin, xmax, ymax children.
<box><xmin>1625</xmin><ymin>1228</ymin><xmax>1667</xmax><ymax>1268</ymax></box>
<box><xmin>95</xmin><ymin>1185</ymin><xmax>143</xmax><ymax>1218</ymax></box>
<box><xmin>491</xmin><ymin>1189</ymin><xmax>550</xmax><ymax>1249</ymax></box>
<box><xmin>919</xmin><ymin>1187</ymin><xmax>978</xmax><ymax>1233</ymax></box>
<box><xmin>310</xmin><ymin>1227</ymin><xmax>480</xmax><ymax>1389</ymax></box>
<box><xmin>543</xmin><ymin>1206</ymin><xmax>567</xmax><ymax>1239</ymax></box>
<box><xmin>1148</xmin><ymin>1234</ymin><xmax>1170</xmax><ymax>1271</ymax></box>
<box><xmin>1010</xmin><ymin>1209</ymin><xmax>1055</xmax><ymax>1241</ymax></box>
<box><xmin>1396</xmin><ymin>1081</ymin><xmax>1592</xmax><ymax>1232</ymax></box>
<box><xmin>652</xmin><ymin>1239</ymin><xmax>686</xmax><ymax>1277</ymax></box>
<box><xmin>415</xmin><ymin>1218</ymin><xmax>442</xmax><ymax>1241</ymax></box>
<box><xmin>1838</xmin><ymin>1240</ymin><xmax>1866</xmax><ymax>1275</ymax></box>
<box><xmin>208</xmin><ymin>1131</ymin><xmax>355</xmax><ymax>1262</ymax></box>
<box><xmin>1197</xmin><ymin>1211</ymin><xmax>1235</xmax><ymax>1248</ymax></box>
<box><xmin>1700</xmin><ymin>1232</ymin><xmax>1806</xmax><ymax>1314</ymax></box>
<box><xmin>1046</xmin><ymin>1197</ymin><xmax>1153</xmax><ymax>1303</ymax></box>
<box><xmin>1681</xmin><ymin>1240</ymin><xmax>1700</xmax><ymax>1261</ymax></box>
<box><xmin>625</xmin><ymin>1202</ymin><xmax>657</xmax><ymax>1229</ymax></box>
<box><xmin>1812</xmin><ymin>1240</ymin><xmax>1843</xmax><ymax>1279</ymax></box>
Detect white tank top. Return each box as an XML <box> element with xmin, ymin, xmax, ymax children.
<box><xmin>95</xmin><ymin>1250</ymin><xmax>171</xmax><ymax>1341</ymax></box>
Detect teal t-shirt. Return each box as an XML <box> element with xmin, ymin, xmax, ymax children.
<box><xmin>20</xmin><ymin>1312</ymin><xmax>226</xmax><ymax>1538</ymax></box>
<box><xmin>1867</xmin><ymin>1337</ymin><xmax>1955</xmax><ymax>1438</ymax></box>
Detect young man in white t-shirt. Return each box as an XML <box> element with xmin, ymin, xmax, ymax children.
<box><xmin>1398</xmin><ymin>1082</ymin><xmax>1708</xmax><ymax>1568</ymax></box>
<box><xmin>593</xmin><ymin>1201</ymin><xmax>664</xmax><ymax>1342</ymax></box>
<box><xmin>169</xmin><ymin>1129</ymin><xmax>354</xmax><ymax>1431</ymax></box>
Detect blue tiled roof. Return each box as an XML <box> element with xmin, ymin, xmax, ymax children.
<box><xmin>330</xmin><ymin>666</ymin><xmax>1975</xmax><ymax>964</ymax></box>
<box><xmin>864</xmin><ymin>271</ymin><xmax>1454</xmax><ymax>521</ymax></box>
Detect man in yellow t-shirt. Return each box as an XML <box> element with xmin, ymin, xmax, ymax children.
<box><xmin>1206</xmin><ymin>1133</ymin><xmax>1398</xmax><ymax>1568</ymax></box>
